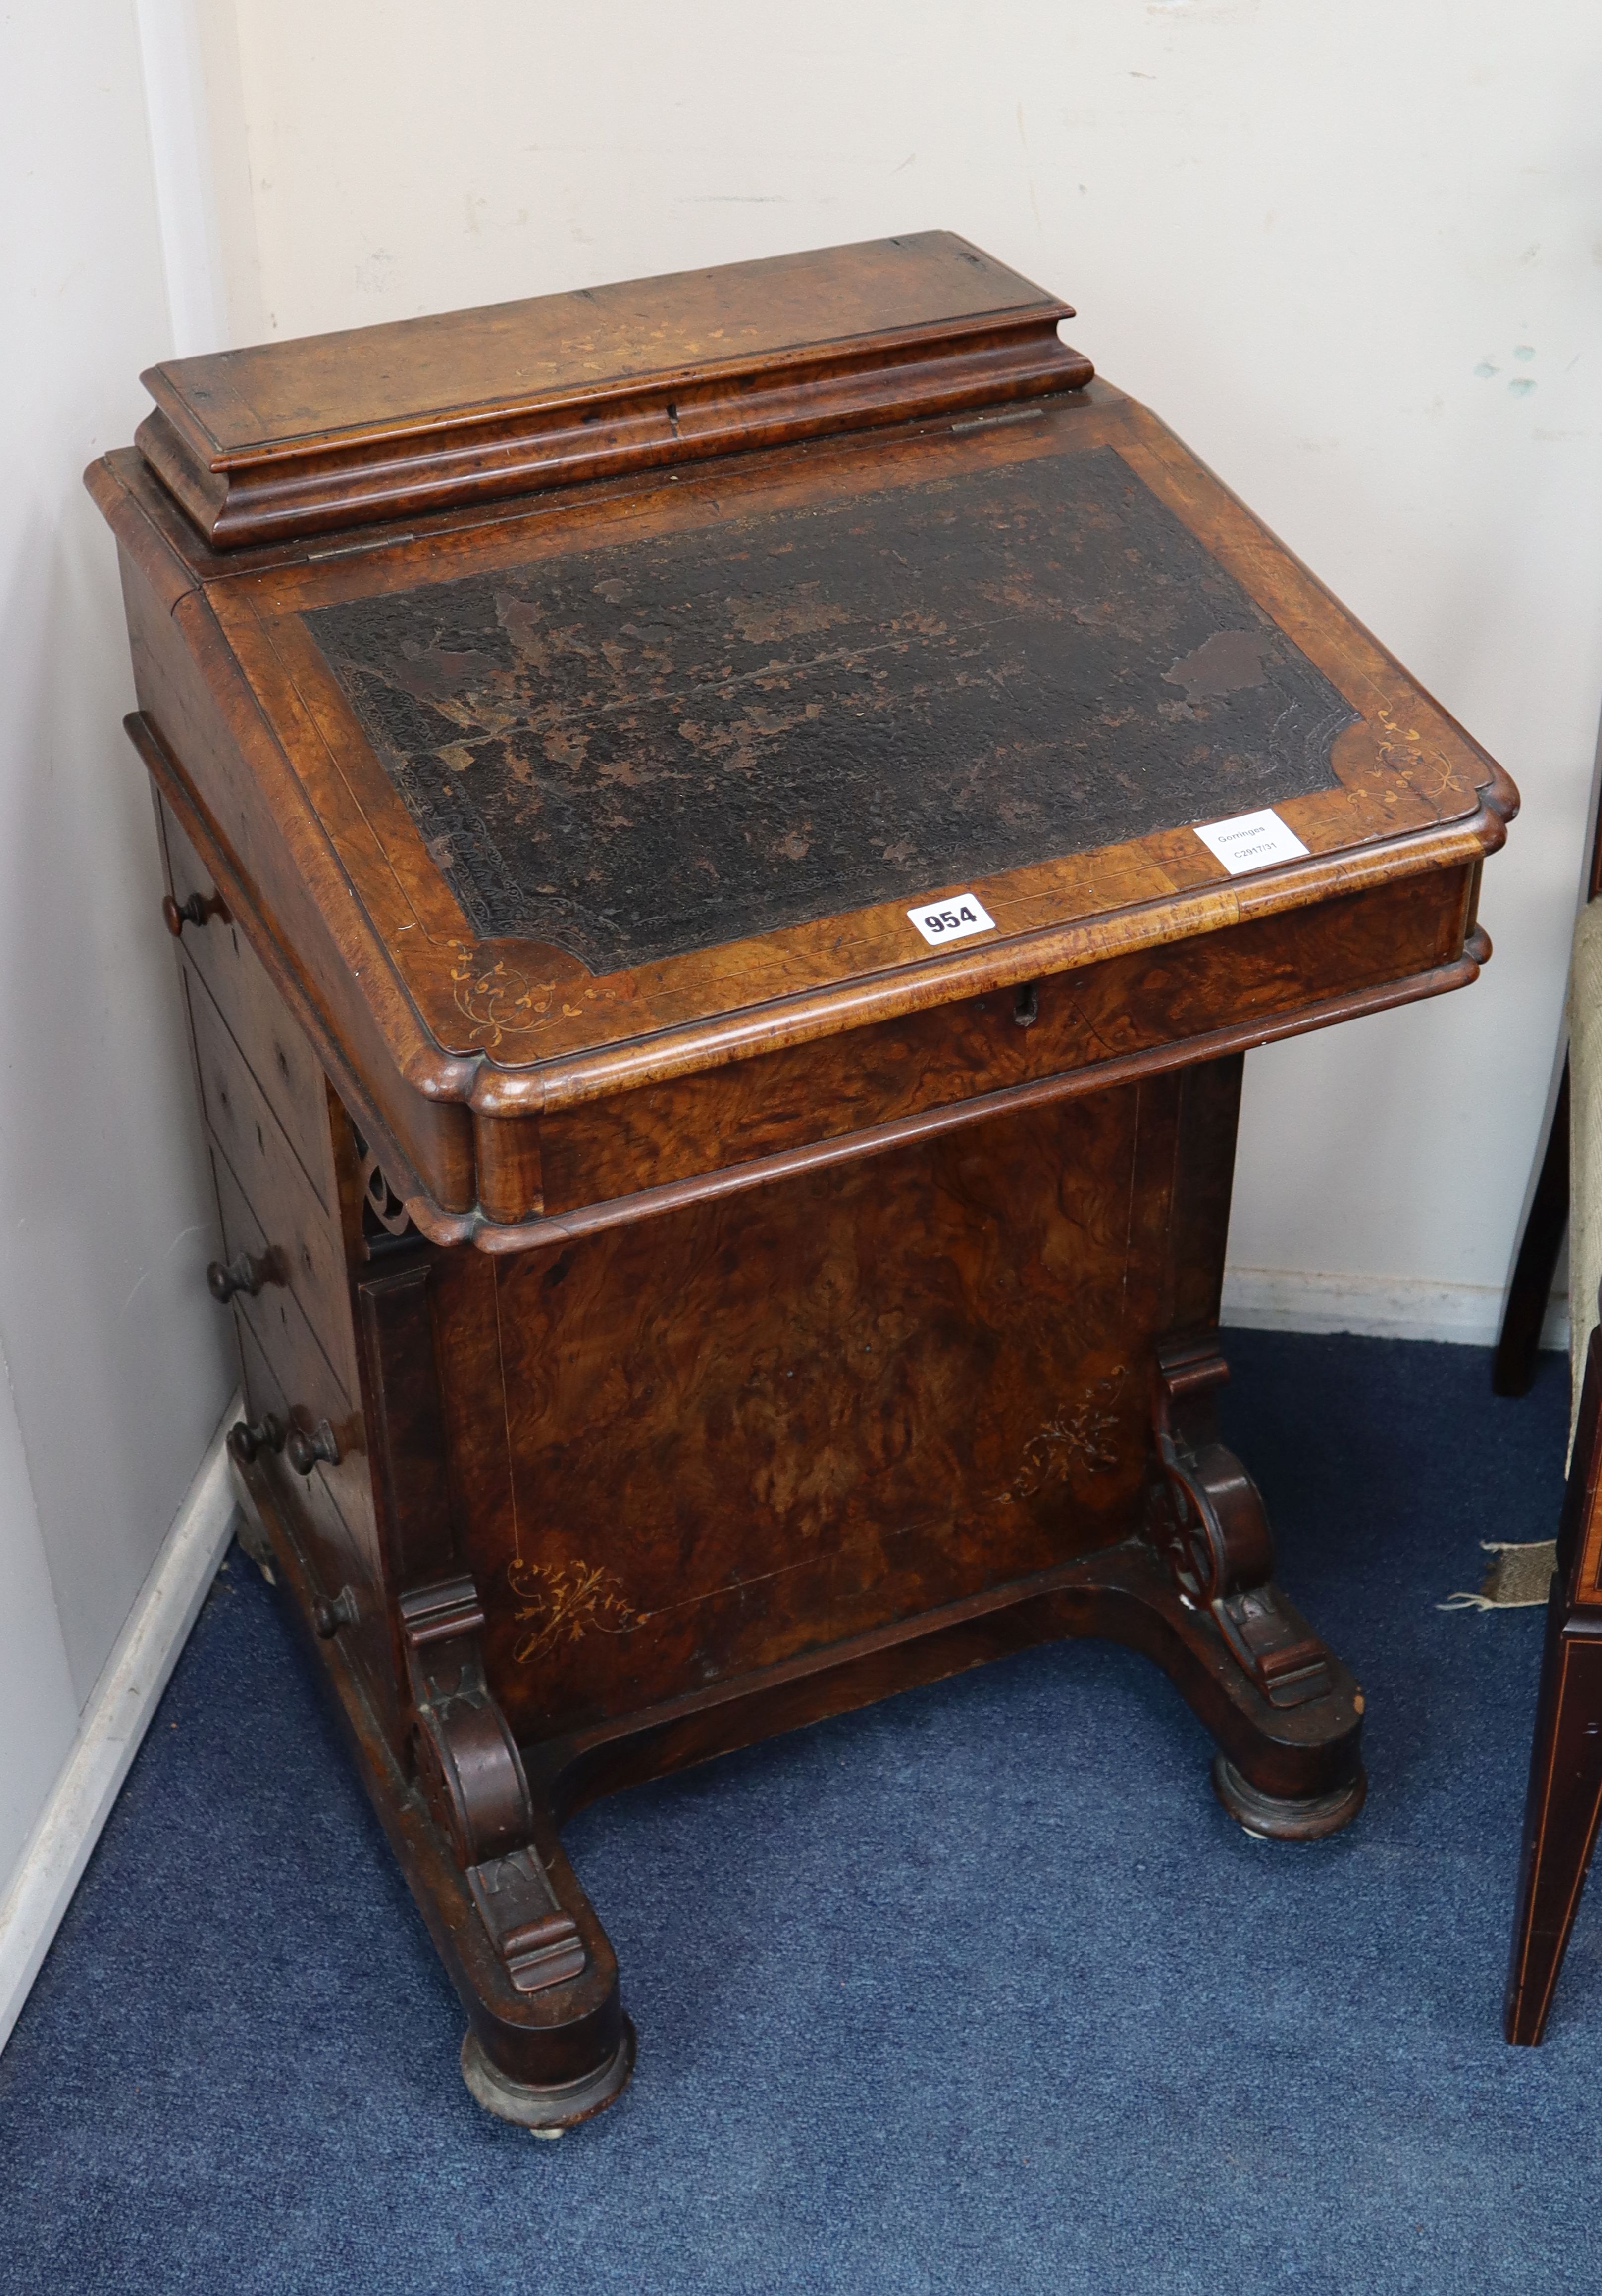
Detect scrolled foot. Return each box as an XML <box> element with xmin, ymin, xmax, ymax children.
<box><xmin>1212</xmin><ymin>1752</ymin><xmax>1367</xmax><ymax>1842</ymax></box>
<box><xmin>460</xmin><ymin>2021</ymin><xmax>637</xmax><ymax>2133</ymax></box>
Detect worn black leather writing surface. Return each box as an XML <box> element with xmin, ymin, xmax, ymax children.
<box><xmin>309</xmin><ymin>445</ymin><xmax>1352</xmax><ymax>972</ymax></box>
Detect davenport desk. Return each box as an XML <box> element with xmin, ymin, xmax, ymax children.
<box><xmin>89</xmin><ymin>234</ymin><xmax>1514</xmax><ymax>2130</ymax></box>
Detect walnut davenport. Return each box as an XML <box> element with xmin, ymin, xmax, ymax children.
<box><xmin>89</xmin><ymin>235</ymin><xmax>1514</xmax><ymax>2128</ymax></box>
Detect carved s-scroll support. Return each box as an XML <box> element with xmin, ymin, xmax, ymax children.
<box><xmin>360</xmin><ymin>1250</ymin><xmax>587</xmax><ymax>2002</ymax></box>
<box><xmin>400</xmin><ymin>1575</ymin><xmax>534</xmax><ymax>1867</ymax></box>
<box><xmin>398</xmin><ymin>1574</ymin><xmax>586</xmax><ymax>1997</ymax></box>
<box><xmin>1152</xmin><ymin>1333</ymin><xmax>1334</xmax><ymax>1710</ymax></box>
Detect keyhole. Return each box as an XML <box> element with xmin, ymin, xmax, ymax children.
<box><xmin>1013</xmin><ymin>981</ymin><xmax>1039</xmax><ymax>1029</ymax></box>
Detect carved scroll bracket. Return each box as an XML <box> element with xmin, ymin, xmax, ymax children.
<box><xmin>397</xmin><ymin>1572</ymin><xmax>585</xmax><ymax>1997</ymax></box>
<box><xmin>354</xmin><ymin>1130</ymin><xmax>415</xmax><ymax>1244</ymax></box>
<box><xmin>1152</xmin><ymin>1335</ymin><xmax>1333</xmax><ymax>1709</ymax></box>
<box><xmin>400</xmin><ymin>1575</ymin><xmax>534</xmax><ymax>1867</ymax></box>
<box><xmin>362</xmin><ymin>1243</ymin><xmax>588</xmax><ymax>1999</ymax></box>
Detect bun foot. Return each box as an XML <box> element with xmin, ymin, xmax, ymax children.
<box><xmin>460</xmin><ymin>2021</ymin><xmax>637</xmax><ymax>2133</ymax></box>
<box><xmin>1212</xmin><ymin>1753</ymin><xmax>1367</xmax><ymax>1841</ymax></box>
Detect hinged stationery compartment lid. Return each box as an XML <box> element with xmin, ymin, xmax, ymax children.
<box><xmin>134</xmin><ymin>231</ymin><xmax>1092</xmax><ymax>550</ymax></box>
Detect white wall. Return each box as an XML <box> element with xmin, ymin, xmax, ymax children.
<box><xmin>0</xmin><ymin>3</ymin><xmax>235</xmax><ymax>1917</ymax></box>
<box><xmin>211</xmin><ymin>0</ymin><xmax>1602</xmax><ymax>1338</ymax></box>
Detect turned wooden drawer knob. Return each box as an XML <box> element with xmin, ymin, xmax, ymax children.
<box><xmin>161</xmin><ymin>889</ymin><xmax>227</xmax><ymax>936</ymax></box>
<box><xmin>207</xmin><ymin>1249</ymin><xmax>280</xmax><ymax>1303</ymax></box>
<box><xmin>227</xmin><ymin>1413</ymin><xmax>285</xmax><ymax>1465</ymax></box>
<box><xmin>286</xmin><ymin>1418</ymin><xmax>342</xmax><ymax>1476</ymax></box>
<box><xmin>312</xmin><ymin>1586</ymin><xmax>360</xmax><ymax>1639</ymax></box>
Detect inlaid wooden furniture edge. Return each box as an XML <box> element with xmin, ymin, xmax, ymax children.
<box><xmin>1504</xmin><ymin>1615</ymin><xmax>1602</xmax><ymax>2044</ymax></box>
<box><xmin>134</xmin><ymin>234</ymin><xmax>1090</xmax><ymax>549</ymax></box>
<box><xmin>406</xmin><ymin>927</ymin><xmax>1491</xmax><ymax>1254</ymax></box>
<box><xmin>230</xmin><ymin>1449</ymin><xmax>637</xmax><ymax>2126</ymax></box>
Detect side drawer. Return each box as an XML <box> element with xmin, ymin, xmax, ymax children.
<box><xmin>235</xmin><ymin>1317</ymin><xmax>397</xmax><ymax>1738</ymax></box>
<box><xmin>210</xmin><ymin>1144</ymin><xmax>362</xmax><ymax>1451</ymax></box>
<box><xmin>237</xmin><ymin>1315</ymin><xmax>359</xmax><ymax>1593</ymax></box>
<box><xmin>206</xmin><ymin>1069</ymin><xmax>360</xmax><ymax>1400</ymax></box>
<box><xmin>220</xmin><ymin>1154</ymin><xmax>374</xmax><ymax>1578</ymax></box>
<box><xmin>187</xmin><ymin>967</ymin><xmax>357</xmax><ymax>1364</ymax></box>
<box><xmin>158</xmin><ymin>791</ymin><xmax>338</xmax><ymax>1216</ymax></box>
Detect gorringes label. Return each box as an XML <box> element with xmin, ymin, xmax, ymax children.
<box><xmin>1191</xmin><ymin>808</ymin><xmax>1310</xmax><ymax>876</ymax></box>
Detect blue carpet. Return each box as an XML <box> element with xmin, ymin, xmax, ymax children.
<box><xmin>0</xmin><ymin>1332</ymin><xmax>1588</xmax><ymax>2294</ymax></box>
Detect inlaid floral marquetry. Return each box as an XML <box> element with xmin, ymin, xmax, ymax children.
<box><xmin>507</xmin><ymin>1556</ymin><xmax>641</xmax><ymax>1662</ymax></box>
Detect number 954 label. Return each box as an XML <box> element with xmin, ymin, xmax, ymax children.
<box><xmin>906</xmin><ymin>891</ymin><xmax>997</xmax><ymax>947</ymax></box>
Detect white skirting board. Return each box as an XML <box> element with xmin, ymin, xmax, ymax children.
<box><xmin>0</xmin><ymin>1392</ymin><xmax>241</xmax><ymax>2058</ymax></box>
<box><xmin>1222</xmin><ymin>1266</ymin><xmax>1570</xmax><ymax>1351</ymax></box>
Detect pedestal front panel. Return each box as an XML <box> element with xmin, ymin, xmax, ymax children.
<box><xmin>434</xmin><ymin>1067</ymin><xmax>1234</xmax><ymax>1744</ymax></box>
